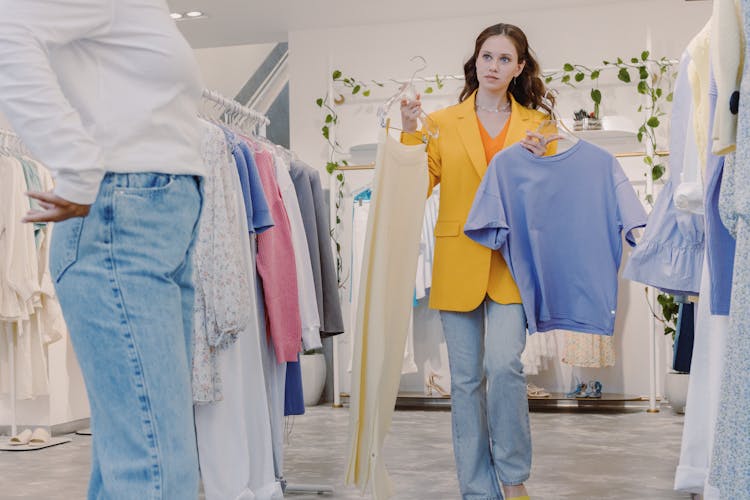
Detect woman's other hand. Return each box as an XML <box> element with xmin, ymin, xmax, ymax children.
<box><xmin>400</xmin><ymin>94</ymin><xmax>422</xmax><ymax>133</ymax></box>
<box><xmin>22</xmin><ymin>190</ymin><xmax>90</xmax><ymax>222</ymax></box>
<box><xmin>520</xmin><ymin>130</ymin><xmax>560</xmax><ymax>156</ymax></box>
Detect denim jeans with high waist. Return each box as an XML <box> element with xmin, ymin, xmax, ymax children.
<box><xmin>441</xmin><ymin>299</ymin><xmax>530</xmax><ymax>500</ymax></box>
<box><xmin>50</xmin><ymin>173</ymin><xmax>202</xmax><ymax>500</ymax></box>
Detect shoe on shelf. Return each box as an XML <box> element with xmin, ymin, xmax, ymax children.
<box><xmin>589</xmin><ymin>380</ymin><xmax>603</xmax><ymax>398</ymax></box>
<box><xmin>9</xmin><ymin>428</ymin><xmax>32</xmax><ymax>445</ymax></box>
<box><xmin>29</xmin><ymin>427</ymin><xmax>51</xmax><ymax>446</ymax></box>
<box><xmin>565</xmin><ymin>380</ymin><xmax>587</xmax><ymax>398</ymax></box>
<box><xmin>425</xmin><ymin>372</ymin><xmax>450</xmax><ymax>398</ymax></box>
<box><xmin>526</xmin><ymin>382</ymin><xmax>550</xmax><ymax>398</ymax></box>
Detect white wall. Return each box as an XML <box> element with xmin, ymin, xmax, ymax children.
<box><xmin>284</xmin><ymin>0</ymin><xmax>712</xmax><ymax>399</ymax></box>
<box><xmin>288</xmin><ymin>0</ymin><xmax>711</xmax><ymax>172</ymax></box>
<box><xmin>193</xmin><ymin>43</ymin><xmax>276</xmax><ymax>99</ymax></box>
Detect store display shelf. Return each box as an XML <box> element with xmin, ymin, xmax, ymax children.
<box><xmin>338</xmin><ymin>392</ymin><xmax>650</xmax><ymax>412</ymax></box>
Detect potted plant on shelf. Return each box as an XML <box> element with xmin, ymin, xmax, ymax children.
<box><xmin>573</xmin><ymin>108</ymin><xmax>602</xmax><ymax>131</ymax></box>
<box><xmin>654</xmin><ymin>292</ymin><xmax>690</xmax><ymax>414</ymax></box>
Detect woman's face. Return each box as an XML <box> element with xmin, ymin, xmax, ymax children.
<box><xmin>475</xmin><ymin>35</ymin><xmax>525</xmax><ymax>93</ymax></box>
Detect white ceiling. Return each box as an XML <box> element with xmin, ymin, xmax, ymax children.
<box><xmin>168</xmin><ymin>0</ymin><xmax>626</xmax><ymax>48</ymax></box>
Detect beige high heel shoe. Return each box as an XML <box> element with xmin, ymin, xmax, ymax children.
<box><xmin>425</xmin><ymin>372</ymin><xmax>450</xmax><ymax>398</ymax></box>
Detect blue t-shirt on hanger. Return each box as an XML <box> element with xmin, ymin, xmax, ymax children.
<box><xmin>464</xmin><ymin>140</ymin><xmax>647</xmax><ymax>335</ymax></box>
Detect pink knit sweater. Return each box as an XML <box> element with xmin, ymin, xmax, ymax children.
<box><xmin>252</xmin><ymin>145</ymin><xmax>302</xmax><ymax>363</ymax></box>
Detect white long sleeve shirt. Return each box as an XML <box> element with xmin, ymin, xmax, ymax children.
<box><xmin>0</xmin><ymin>0</ymin><xmax>207</xmax><ymax>204</ymax></box>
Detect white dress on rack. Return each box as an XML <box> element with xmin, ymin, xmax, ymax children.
<box><xmin>193</xmin><ymin>124</ymin><xmax>281</xmax><ymax>500</ymax></box>
<box><xmin>0</xmin><ymin>156</ymin><xmax>64</xmax><ymax>400</ymax></box>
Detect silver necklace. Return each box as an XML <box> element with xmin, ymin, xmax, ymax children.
<box><xmin>475</xmin><ymin>101</ymin><xmax>511</xmax><ymax>113</ymax></box>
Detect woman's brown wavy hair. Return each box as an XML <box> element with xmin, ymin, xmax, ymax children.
<box><xmin>459</xmin><ymin>23</ymin><xmax>553</xmax><ymax>114</ymax></box>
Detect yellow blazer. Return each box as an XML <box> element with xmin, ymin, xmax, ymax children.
<box><xmin>404</xmin><ymin>91</ymin><xmax>553</xmax><ymax>311</ymax></box>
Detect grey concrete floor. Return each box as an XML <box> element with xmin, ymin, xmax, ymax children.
<box><xmin>0</xmin><ymin>406</ymin><xmax>691</xmax><ymax>499</ymax></box>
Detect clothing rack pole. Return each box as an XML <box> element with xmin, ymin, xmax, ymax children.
<box><xmin>336</xmin><ymin>151</ymin><xmax>668</xmax><ymax>172</ymax></box>
<box><xmin>201</xmin><ymin>101</ymin><xmax>331</xmax><ymax>495</ymax></box>
<box><xmin>7</xmin><ymin>331</ymin><xmax>17</xmax><ymax>439</ymax></box>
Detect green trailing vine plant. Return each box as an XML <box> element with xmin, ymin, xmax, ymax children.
<box><xmin>317</xmin><ymin>56</ymin><xmax>681</xmax><ymax>339</ymax></box>
<box><xmin>543</xmin><ymin>50</ymin><xmax>677</xmax><ymax>187</ymax></box>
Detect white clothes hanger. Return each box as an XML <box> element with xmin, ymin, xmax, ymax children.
<box><xmin>535</xmin><ymin>89</ymin><xmax>579</xmax><ymax>153</ymax></box>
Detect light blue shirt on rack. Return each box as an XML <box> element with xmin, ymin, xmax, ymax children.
<box><xmin>623</xmin><ymin>52</ymin><xmax>705</xmax><ymax>296</ymax></box>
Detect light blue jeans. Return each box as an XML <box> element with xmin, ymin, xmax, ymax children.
<box><xmin>441</xmin><ymin>299</ymin><xmax>530</xmax><ymax>500</ymax></box>
<box><xmin>50</xmin><ymin>173</ymin><xmax>202</xmax><ymax>500</ymax></box>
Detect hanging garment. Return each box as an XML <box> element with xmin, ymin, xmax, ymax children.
<box><xmin>674</xmin><ymin>257</ymin><xmax>728</xmax><ymax>496</ymax></box>
<box><xmin>347</xmin><ymin>196</ymin><xmax>369</xmax><ymax>375</ymax></box>
<box><xmin>710</xmin><ymin>0</ymin><xmax>744</xmax><ymax>155</ymax></box>
<box><xmin>708</xmin><ymin>2</ymin><xmax>750</xmax><ymax>493</ymax></box>
<box><xmin>348</xmin><ymin>193</ymin><xmax>418</xmax><ymax>377</ymax></box>
<box><xmin>709</xmin><ymin>219</ymin><xmax>750</xmax><ymax>497</ymax></box>
<box><xmin>257</xmin><ymin>274</ymin><xmax>288</xmax><ymax>486</ymax></box>
<box><xmin>416</xmin><ymin>186</ymin><xmax>440</xmax><ymax>298</ymax></box>
<box><xmin>623</xmin><ymin>53</ymin><xmax>705</xmax><ymax>296</ymax></box>
<box><xmin>346</xmin><ymin>132</ymin><xmax>428</xmax><ymax>499</ymax></box>
<box><xmin>687</xmin><ymin>22</ymin><xmax>713</xmax><ymax>180</ymax></box>
<box><xmin>0</xmin><ymin>156</ymin><xmax>63</xmax><ymax>399</ymax></box>
<box><xmin>272</xmin><ymin>152</ymin><xmax>314</xmax><ymax>416</ymax></box>
<box><xmin>254</xmin><ymin>148</ymin><xmax>302</xmax><ymax>363</ymax></box>
<box><xmin>222</xmin><ymin>129</ymin><xmax>274</xmax><ymax>235</ymax></box>
<box><xmin>194</xmin><ymin>183</ymin><xmax>282</xmax><ymax>500</ymax></box>
<box><xmin>308</xmin><ymin>167</ymin><xmax>345</xmax><ymax>336</ymax></box>
<box><xmin>703</xmin><ymin>69</ymin><xmax>736</xmax><ymax>316</ymax></box>
<box><xmin>561</xmin><ymin>331</ymin><xmax>616</xmax><ymax>368</ymax></box>
<box><xmin>19</xmin><ymin>158</ymin><xmax>46</xmax><ymax>248</ymax></box>
<box><xmin>273</xmin><ymin>153</ymin><xmax>321</xmax><ymax>352</ymax></box>
<box><xmin>423</xmin><ymin>186</ymin><xmax>439</xmax><ymax>290</ymax></box>
<box><xmin>464</xmin><ymin>141</ymin><xmax>647</xmax><ymax>335</ymax></box>
<box><xmin>191</xmin><ymin>123</ymin><xmax>254</xmax><ymax>403</ymax></box>
<box><xmin>284</xmin><ymin>355</ymin><xmax>305</xmax><ymax>416</ymax></box>
<box><xmin>673</xmin><ymin>302</ymin><xmax>695</xmax><ymax>373</ymax></box>
<box><xmin>521</xmin><ymin>331</ymin><xmax>559</xmax><ymax>375</ymax></box>
<box><xmin>290</xmin><ymin>160</ymin><xmax>345</xmax><ymax>336</ymax></box>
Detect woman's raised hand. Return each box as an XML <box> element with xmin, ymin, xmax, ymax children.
<box><xmin>400</xmin><ymin>94</ymin><xmax>422</xmax><ymax>133</ymax></box>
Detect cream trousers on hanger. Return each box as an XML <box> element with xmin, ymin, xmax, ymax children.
<box><xmin>345</xmin><ymin>131</ymin><xmax>427</xmax><ymax>499</ymax></box>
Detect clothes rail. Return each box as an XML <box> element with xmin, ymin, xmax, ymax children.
<box><xmin>201</xmin><ymin>88</ymin><xmax>270</xmax><ymax>137</ymax></box>
<box><xmin>334</xmin><ymin>150</ymin><xmax>670</xmax><ymax>171</ymax></box>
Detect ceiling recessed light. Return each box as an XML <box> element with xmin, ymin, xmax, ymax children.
<box><xmin>185</xmin><ymin>11</ymin><xmax>204</xmax><ymax>18</ymax></box>
<box><xmin>170</xmin><ymin>12</ymin><xmax>183</xmax><ymax>19</ymax></box>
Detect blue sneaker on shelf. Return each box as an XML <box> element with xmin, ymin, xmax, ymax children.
<box><xmin>565</xmin><ymin>381</ymin><xmax>587</xmax><ymax>398</ymax></box>
<box><xmin>585</xmin><ymin>380</ymin><xmax>603</xmax><ymax>398</ymax></box>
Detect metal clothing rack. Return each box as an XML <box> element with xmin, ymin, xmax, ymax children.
<box><xmin>334</xmin><ymin>150</ymin><xmax>669</xmax><ymax>171</ymax></box>
<box><xmin>201</xmin><ymin>88</ymin><xmax>270</xmax><ymax>137</ymax></box>
<box><xmin>199</xmin><ymin>104</ymin><xmax>332</xmax><ymax>495</ymax></box>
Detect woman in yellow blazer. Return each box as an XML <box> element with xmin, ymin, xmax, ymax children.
<box><xmin>401</xmin><ymin>24</ymin><xmax>556</xmax><ymax>500</ymax></box>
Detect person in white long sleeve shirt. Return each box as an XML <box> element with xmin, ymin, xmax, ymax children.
<box><xmin>0</xmin><ymin>1</ymin><xmax>207</xmax><ymax>498</ymax></box>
